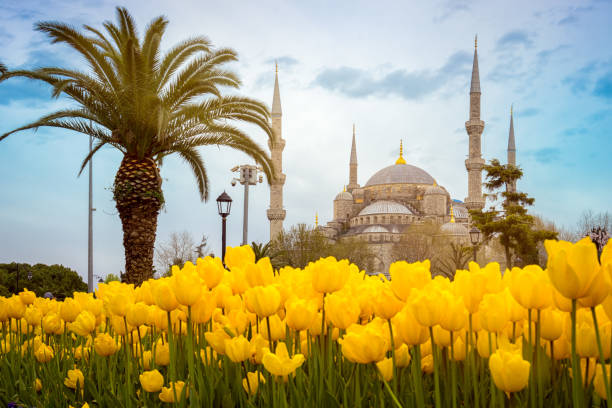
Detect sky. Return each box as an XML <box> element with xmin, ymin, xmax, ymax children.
<box><xmin>0</xmin><ymin>0</ymin><xmax>611</xmax><ymax>282</ymax></box>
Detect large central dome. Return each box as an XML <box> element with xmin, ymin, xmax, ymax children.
<box><xmin>365</xmin><ymin>163</ymin><xmax>435</xmax><ymax>186</ymax></box>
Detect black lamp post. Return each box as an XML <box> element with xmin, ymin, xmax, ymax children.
<box><xmin>469</xmin><ymin>226</ymin><xmax>481</xmax><ymax>264</ymax></box>
<box><xmin>216</xmin><ymin>191</ymin><xmax>233</xmax><ymax>264</ymax></box>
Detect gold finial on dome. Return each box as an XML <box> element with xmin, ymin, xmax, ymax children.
<box><xmin>343</xmin><ymin>185</ymin><xmax>346</xmax><ymax>192</ymax></box>
<box><xmin>475</xmin><ymin>34</ymin><xmax>478</xmax><ymax>49</ymax></box>
<box><xmin>450</xmin><ymin>205</ymin><xmax>455</xmax><ymax>223</ymax></box>
<box><xmin>275</xmin><ymin>60</ymin><xmax>278</xmax><ymax>73</ymax></box>
<box><xmin>395</xmin><ymin>140</ymin><xmax>407</xmax><ymax>165</ymax></box>
<box><xmin>315</xmin><ymin>212</ymin><xmax>318</xmax><ymax>227</ymax></box>
<box><xmin>433</xmin><ymin>179</ymin><xmax>437</xmax><ymax>187</ymax></box>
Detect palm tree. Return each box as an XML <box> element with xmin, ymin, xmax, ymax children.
<box><xmin>0</xmin><ymin>8</ymin><xmax>275</xmax><ymax>284</ymax></box>
<box><xmin>0</xmin><ymin>62</ymin><xmax>6</xmax><ymax>75</ymax></box>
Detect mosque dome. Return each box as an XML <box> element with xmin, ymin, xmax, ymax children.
<box><xmin>440</xmin><ymin>222</ymin><xmax>468</xmax><ymax>235</ymax></box>
<box><xmin>365</xmin><ymin>163</ymin><xmax>436</xmax><ymax>187</ymax></box>
<box><xmin>424</xmin><ymin>183</ymin><xmax>445</xmax><ymax>196</ymax></box>
<box><xmin>334</xmin><ymin>191</ymin><xmax>353</xmax><ymax>201</ymax></box>
<box><xmin>363</xmin><ymin>225</ymin><xmax>390</xmax><ymax>233</ymax></box>
<box><xmin>358</xmin><ymin>200</ymin><xmax>413</xmax><ymax>216</ymax></box>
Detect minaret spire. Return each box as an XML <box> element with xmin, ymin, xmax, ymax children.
<box><xmin>507</xmin><ymin>105</ymin><xmax>517</xmax><ymax>193</ymax></box>
<box><xmin>464</xmin><ymin>36</ymin><xmax>485</xmax><ymax>210</ymax></box>
<box><xmin>267</xmin><ymin>63</ymin><xmax>286</xmax><ymax>240</ymax></box>
<box><xmin>348</xmin><ymin>123</ymin><xmax>359</xmax><ymax>191</ymax></box>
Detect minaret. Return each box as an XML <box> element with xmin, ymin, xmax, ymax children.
<box><xmin>267</xmin><ymin>62</ymin><xmax>286</xmax><ymax>241</ymax></box>
<box><xmin>464</xmin><ymin>36</ymin><xmax>486</xmax><ymax>210</ymax></box>
<box><xmin>347</xmin><ymin>124</ymin><xmax>359</xmax><ymax>192</ymax></box>
<box><xmin>507</xmin><ymin>105</ymin><xmax>517</xmax><ymax>193</ymax></box>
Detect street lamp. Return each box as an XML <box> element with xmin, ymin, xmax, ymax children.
<box><xmin>469</xmin><ymin>226</ymin><xmax>481</xmax><ymax>264</ymax></box>
<box><xmin>216</xmin><ymin>191</ymin><xmax>233</xmax><ymax>264</ymax></box>
<box><xmin>231</xmin><ymin>164</ymin><xmax>264</xmax><ymax>245</ymax></box>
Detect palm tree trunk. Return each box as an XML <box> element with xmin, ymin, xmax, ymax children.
<box><xmin>114</xmin><ymin>156</ymin><xmax>163</xmax><ymax>285</ymax></box>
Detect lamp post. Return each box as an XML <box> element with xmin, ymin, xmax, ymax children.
<box><xmin>469</xmin><ymin>226</ymin><xmax>481</xmax><ymax>264</ymax></box>
<box><xmin>216</xmin><ymin>191</ymin><xmax>233</xmax><ymax>264</ymax></box>
<box><xmin>231</xmin><ymin>164</ymin><xmax>264</xmax><ymax>245</ymax></box>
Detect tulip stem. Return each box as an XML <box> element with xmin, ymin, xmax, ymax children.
<box><xmin>570</xmin><ymin>299</ymin><xmax>583</xmax><ymax>408</ymax></box>
<box><xmin>412</xmin><ymin>345</ymin><xmax>425</xmax><ymax>408</ymax></box>
<box><xmin>429</xmin><ymin>326</ymin><xmax>442</xmax><ymax>408</ymax></box>
<box><xmin>387</xmin><ymin>319</ymin><xmax>398</xmax><ymax>393</ymax></box>
<box><xmin>488</xmin><ymin>331</ymin><xmax>496</xmax><ymax>408</ymax></box>
<box><xmin>381</xmin><ymin>372</ymin><xmax>404</xmax><ymax>408</ymax></box>
<box><xmin>527</xmin><ymin>310</ymin><xmax>536</xmax><ymax>408</ymax></box>
<box><xmin>450</xmin><ymin>331</ymin><xmax>457</xmax><ymax>408</ymax></box>
<box><xmin>590</xmin><ymin>307</ymin><xmax>610</xmax><ymax>401</ymax></box>
<box><xmin>469</xmin><ymin>314</ymin><xmax>479</xmax><ymax>408</ymax></box>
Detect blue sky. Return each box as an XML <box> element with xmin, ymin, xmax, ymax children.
<box><xmin>0</xmin><ymin>0</ymin><xmax>611</xmax><ymax>281</ymax></box>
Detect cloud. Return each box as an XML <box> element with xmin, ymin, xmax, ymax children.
<box><xmin>562</xmin><ymin>62</ymin><xmax>598</xmax><ymax>93</ymax></box>
<box><xmin>496</xmin><ymin>30</ymin><xmax>534</xmax><ymax>50</ymax></box>
<box><xmin>313</xmin><ymin>50</ymin><xmax>472</xmax><ymax>100</ymax></box>
<box><xmin>264</xmin><ymin>56</ymin><xmax>298</xmax><ymax>69</ymax></box>
<box><xmin>530</xmin><ymin>147</ymin><xmax>561</xmax><ymax>164</ymax></box>
<box><xmin>593</xmin><ymin>72</ymin><xmax>612</xmax><ymax>99</ymax></box>
<box><xmin>433</xmin><ymin>0</ymin><xmax>471</xmax><ymax>22</ymax></box>
<box><xmin>516</xmin><ymin>107</ymin><xmax>540</xmax><ymax>117</ymax></box>
<box><xmin>562</xmin><ymin>127</ymin><xmax>588</xmax><ymax>138</ymax></box>
<box><xmin>558</xmin><ymin>6</ymin><xmax>593</xmax><ymax>25</ymax></box>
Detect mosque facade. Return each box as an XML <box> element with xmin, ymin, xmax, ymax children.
<box><xmin>268</xmin><ymin>40</ymin><xmax>517</xmax><ymax>274</ymax></box>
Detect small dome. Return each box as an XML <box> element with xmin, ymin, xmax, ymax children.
<box><xmin>424</xmin><ymin>183</ymin><xmax>445</xmax><ymax>196</ymax></box>
<box><xmin>359</xmin><ymin>200</ymin><xmax>413</xmax><ymax>216</ymax></box>
<box><xmin>365</xmin><ymin>164</ymin><xmax>435</xmax><ymax>186</ymax></box>
<box><xmin>334</xmin><ymin>191</ymin><xmax>353</xmax><ymax>201</ymax></box>
<box><xmin>363</xmin><ymin>225</ymin><xmax>389</xmax><ymax>233</ymax></box>
<box><xmin>441</xmin><ymin>222</ymin><xmax>468</xmax><ymax>235</ymax></box>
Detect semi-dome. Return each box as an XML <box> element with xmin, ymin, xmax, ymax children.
<box><xmin>424</xmin><ymin>183</ymin><xmax>445</xmax><ymax>196</ymax></box>
<box><xmin>334</xmin><ymin>191</ymin><xmax>353</xmax><ymax>201</ymax></box>
<box><xmin>358</xmin><ymin>200</ymin><xmax>413</xmax><ymax>216</ymax></box>
<box><xmin>365</xmin><ymin>163</ymin><xmax>435</xmax><ymax>187</ymax></box>
<box><xmin>363</xmin><ymin>225</ymin><xmax>389</xmax><ymax>233</ymax></box>
<box><xmin>440</xmin><ymin>221</ymin><xmax>468</xmax><ymax>235</ymax></box>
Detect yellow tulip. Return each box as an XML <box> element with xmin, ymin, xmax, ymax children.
<box><xmin>42</xmin><ymin>313</ymin><xmax>63</xmax><ymax>335</ymax></box>
<box><xmin>171</xmin><ymin>265</ymin><xmax>202</xmax><ymax>306</ymax></box>
<box><xmin>311</xmin><ymin>257</ymin><xmax>350</xmax><ymax>294</ymax></box>
<box><xmin>224</xmin><ymin>245</ymin><xmax>256</xmax><ymax>270</ymax></box>
<box><xmin>225</xmin><ymin>335</ymin><xmax>254</xmax><ymax>363</ymax></box>
<box><xmin>260</xmin><ymin>314</ymin><xmax>286</xmax><ymax>342</ymax></box>
<box><xmin>339</xmin><ymin>324</ymin><xmax>388</xmax><ymax>364</ymax></box>
<box><xmin>578</xmin><ymin>266</ymin><xmax>611</xmax><ymax>308</ymax></box>
<box><xmin>539</xmin><ymin>308</ymin><xmax>564</xmax><ymax>341</ymax></box>
<box><xmin>476</xmin><ymin>331</ymin><xmax>497</xmax><ymax>358</ymax></box>
<box><xmin>453</xmin><ymin>267</ymin><xmax>487</xmax><ymax>314</ymax></box>
<box><xmin>155</xmin><ymin>339</ymin><xmax>171</xmax><ymax>365</ymax></box>
<box><xmin>489</xmin><ymin>348</ymin><xmax>530</xmax><ymax>395</ymax></box>
<box><xmin>376</xmin><ymin>357</ymin><xmax>394</xmax><ymax>381</ymax></box>
<box><xmin>326</xmin><ymin>292</ymin><xmax>361</xmax><ymax>329</ymax></box>
<box><xmin>34</xmin><ymin>343</ymin><xmax>54</xmax><ymax>363</ymax></box>
<box><xmin>285</xmin><ymin>297</ymin><xmax>318</xmax><ymax>331</ymax></box>
<box><xmin>204</xmin><ymin>329</ymin><xmax>230</xmax><ymax>355</ymax></box>
<box><xmin>432</xmin><ymin>325</ymin><xmax>451</xmax><ymax>347</ymax></box>
<box><xmin>94</xmin><ymin>333</ymin><xmax>119</xmax><ymax>357</ymax></box>
<box><xmin>389</xmin><ymin>260</ymin><xmax>431</xmax><ymax>301</ymax></box>
<box><xmin>394</xmin><ymin>344</ymin><xmax>412</xmax><ymax>367</ymax></box>
<box><xmin>24</xmin><ymin>306</ymin><xmax>42</xmax><ymax>327</ymax></box>
<box><xmin>126</xmin><ymin>302</ymin><xmax>150</xmax><ymax>327</ymax></box>
<box><xmin>545</xmin><ymin>238</ymin><xmax>600</xmax><ymax>299</ymax></box>
<box><xmin>245</xmin><ymin>257</ymin><xmax>275</xmax><ymax>287</ymax></box>
<box><xmin>245</xmin><ymin>285</ymin><xmax>281</xmax><ymax>318</ymax></box>
<box><xmin>411</xmin><ymin>288</ymin><xmax>441</xmax><ymax>327</ymax></box>
<box><xmin>421</xmin><ymin>354</ymin><xmax>434</xmax><ymax>374</ymax></box>
<box><xmin>479</xmin><ymin>293</ymin><xmax>509</xmax><ymax>333</ymax></box>
<box><xmin>69</xmin><ymin>310</ymin><xmax>97</xmax><ymax>337</ymax></box>
<box><xmin>19</xmin><ymin>288</ymin><xmax>36</xmax><ymax>305</ymax></box>
<box><xmin>64</xmin><ymin>368</ymin><xmax>84</xmax><ymax>390</ymax></box>
<box><xmin>159</xmin><ymin>381</ymin><xmax>188</xmax><ymax>403</ymax></box>
<box><xmin>393</xmin><ymin>305</ymin><xmax>429</xmax><ymax>345</ymax></box>
<box><xmin>196</xmin><ymin>256</ymin><xmax>225</xmax><ymax>289</ymax></box>
<box><xmin>449</xmin><ymin>335</ymin><xmax>466</xmax><ymax>361</ymax></box>
<box><xmin>7</xmin><ymin>296</ymin><xmax>26</xmax><ymax>319</ymax></box>
<box><xmin>242</xmin><ymin>371</ymin><xmax>265</xmax><ymax>395</ymax></box>
<box><xmin>34</xmin><ymin>378</ymin><xmax>42</xmax><ymax>392</ymax></box>
<box><xmin>262</xmin><ymin>342</ymin><xmax>305</xmax><ymax>380</ymax></box>
<box><xmin>552</xmin><ymin>287</ymin><xmax>573</xmax><ymax>312</ymax></box>
<box><xmin>594</xmin><ymin>364</ymin><xmax>611</xmax><ymax>400</ymax></box>
<box><xmin>508</xmin><ymin>266</ymin><xmax>552</xmax><ymax>310</ymax></box>
<box><xmin>153</xmin><ymin>279</ymin><xmax>179</xmax><ymax>312</ymax></box>
<box><xmin>139</xmin><ymin>369</ymin><xmax>164</xmax><ymax>393</ymax></box>
<box><xmin>439</xmin><ymin>291</ymin><xmax>467</xmax><ymax>332</ymax></box>
<box><xmin>372</xmin><ymin>285</ymin><xmax>403</xmax><ymax>320</ymax></box>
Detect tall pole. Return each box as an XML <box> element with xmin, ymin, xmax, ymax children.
<box><xmin>88</xmin><ymin>133</ymin><xmax>93</xmax><ymax>293</ymax></box>
<box><xmin>221</xmin><ymin>216</ymin><xmax>227</xmax><ymax>264</ymax></box>
<box><xmin>473</xmin><ymin>245</ymin><xmax>477</xmax><ymax>264</ymax></box>
<box><xmin>242</xmin><ymin>183</ymin><xmax>249</xmax><ymax>245</ymax></box>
